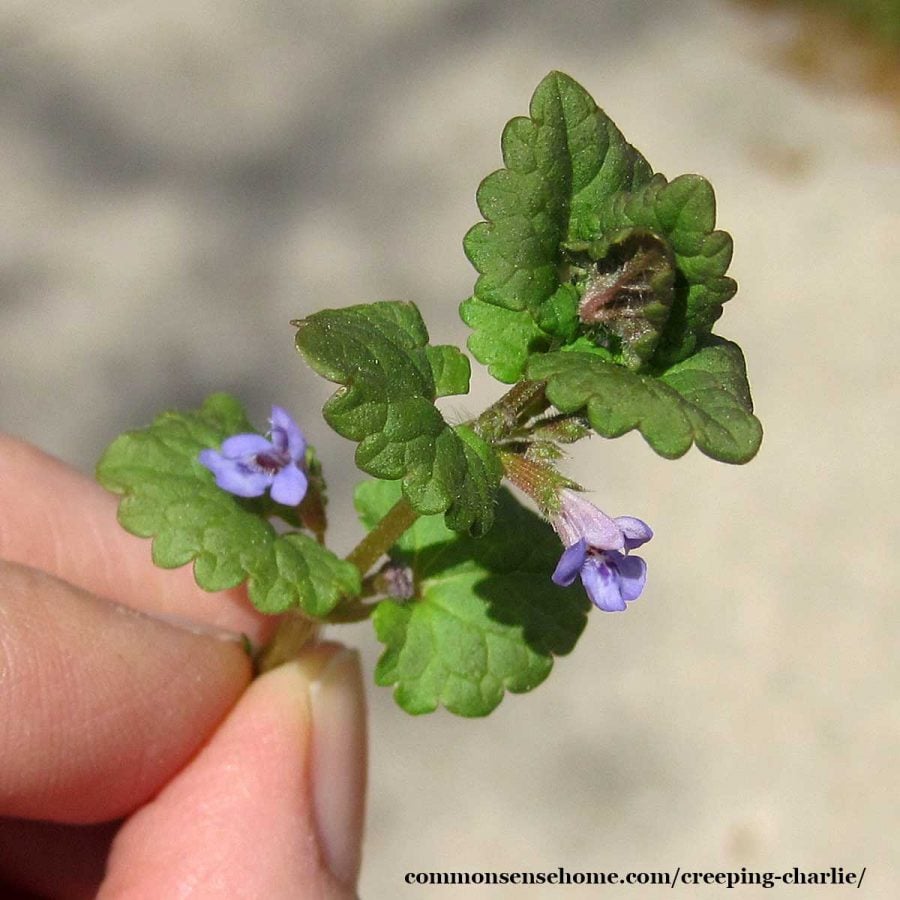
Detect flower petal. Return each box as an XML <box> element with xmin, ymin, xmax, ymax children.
<box><xmin>200</xmin><ymin>450</ymin><xmax>270</xmax><ymax>497</ymax></box>
<box><xmin>615</xmin><ymin>553</ymin><xmax>647</xmax><ymax>603</ymax></box>
<box><xmin>551</xmin><ymin>539</ymin><xmax>588</xmax><ymax>587</ymax></box>
<box><xmin>269</xmin><ymin>406</ymin><xmax>306</xmax><ymax>461</ymax></box>
<box><xmin>580</xmin><ymin>557</ymin><xmax>626</xmax><ymax>612</ymax></box>
<box><xmin>553</xmin><ymin>489</ymin><xmax>625</xmax><ymax>550</ymax></box>
<box><xmin>614</xmin><ymin>516</ymin><xmax>653</xmax><ymax>550</ymax></box>
<box><xmin>220</xmin><ymin>433</ymin><xmax>273</xmax><ymax>458</ymax></box>
<box><xmin>198</xmin><ymin>448</ymin><xmax>224</xmax><ymax>472</ymax></box>
<box><xmin>270</xmin><ymin>464</ymin><xmax>308</xmax><ymax>506</ymax></box>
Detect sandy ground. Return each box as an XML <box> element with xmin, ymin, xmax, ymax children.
<box><xmin>1</xmin><ymin>1</ymin><xmax>898</xmax><ymax>897</ymax></box>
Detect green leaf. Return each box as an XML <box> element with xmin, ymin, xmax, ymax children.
<box><xmin>462</xmin><ymin>70</ymin><xmax>750</xmax><ymax>385</ymax></box>
<box><xmin>528</xmin><ymin>338</ymin><xmax>762</xmax><ymax>463</ymax></box>
<box><xmin>424</xmin><ymin>344</ymin><xmax>471</xmax><ymax>398</ymax></box>
<box><xmin>459</xmin><ymin>296</ymin><xmax>552</xmax><ymax>383</ymax></box>
<box><xmin>444</xmin><ymin>425</ymin><xmax>504</xmax><ymax>538</ymax></box>
<box><xmin>96</xmin><ymin>394</ymin><xmax>361</xmax><ymax>615</ymax></box>
<box><xmin>356</xmin><ymin>479</ymin><xmax>589</xmax><ymax>717</ymax></box>
<box><xmin>534</xmin><ymin>284</ymin><xmax>580</xmax><ymax>342</ymax></box>
<box><xmin>462</xmin><ymin>71</ymin><xmax>651</xmax><ymax>373</ymax></box>
<box><xmin>295</xmin><ymin>301</ymin><xmax>500</xmax><ymax>532</ymax></box>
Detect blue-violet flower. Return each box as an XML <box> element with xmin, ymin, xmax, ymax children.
<box><xmin>550</xmin><ymin>488</ymin><xmax>652</xmax><ymax>612</ymax></box>
<box><xmin>199</xmin><ymin>405</ymin><xmax>308</xmax><ymax>506</ymax></box>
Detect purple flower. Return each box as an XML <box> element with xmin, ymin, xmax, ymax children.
<box><xmin>550</xmin><ymin>489</ymin><xmax>652</xmax><ymax>612</ymax></box>
<box><xmin>199</xmin><ymin>405</ymin><xmax>308</xmax><ymax>506</ymax></box>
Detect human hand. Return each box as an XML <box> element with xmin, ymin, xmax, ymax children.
<box><xmin>0</xmin><ymin>436</ymin><xmax>366</xmax><ymax>898</ymax></box>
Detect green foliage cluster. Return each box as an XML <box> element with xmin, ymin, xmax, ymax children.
<box><xmin>461</xmin><ymin>72</ymin><xmax>760</xmax><ymax>465</ymax></box>
<box><xmin>97</xmin><ymin>72</ymin><xmax>761</xmax><ymax>716</ymax></box>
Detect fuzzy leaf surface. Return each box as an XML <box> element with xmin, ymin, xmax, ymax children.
<box><xmin>462</xmin><ymin>70</ymin><xmax>651</xmax><ymax>376</ymax></box>
<box><xmin>462</xmin><ymin>70</ymin><xmax>749</xmax><ymax>388</ymax></box>
<box><xmin>96</xmin><ymin>394</ymin><xmax>361</xmax><ymax>615</ymax></box>
<box><xmin>459</xmin><ymin>296</ymin><xmax>552</xmax><ymax>383</ymax></box>
<box><xmin>425</xmin><ymin>344</ymin><xmax>471</xmax><ymax>398</ymax></box>
<box><xmin>356</xmin><ymin>479</ymin><xmax>589</xmax><ymax>717</ymax></box>
<box><xmin>295</xmin><ymin>301</ymin><xmax>499</xmax><ymax>532</ymax></box>
<box><xmin>528</xmin><ymin>338</ymin><xmax>762</xmax><ymax>463</ymax></box>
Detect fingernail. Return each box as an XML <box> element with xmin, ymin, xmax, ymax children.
<box><xmin>308</xmin><ymin>647</ymin><xmax>366</xmax><ymax>887</ymax></box>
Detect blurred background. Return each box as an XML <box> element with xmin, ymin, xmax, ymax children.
<box><xmin>2</xmin><ymin>0</ymin><xmax>898</xmax><ymax>896</ymax></box>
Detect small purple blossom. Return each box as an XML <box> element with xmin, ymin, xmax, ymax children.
<box><xmin>550</xmin><ymin>489</ymin><xmax>652</xmax><ymax>612</ymax></box>
<box><xmin>199</xmin><ymin>405</ymin><xmax>308</xmax><ymax>506</ymax></box>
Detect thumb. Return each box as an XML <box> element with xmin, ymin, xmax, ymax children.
<box><xmin>99</xmin><ymin>643</ymin><xmax>366</xmax><ymax>899</ymax></box>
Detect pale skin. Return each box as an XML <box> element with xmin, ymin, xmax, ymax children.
<box><xmin>0</xmin><ymin>435</ymin><xmax>366</xmax><ymax>898</ymax></box>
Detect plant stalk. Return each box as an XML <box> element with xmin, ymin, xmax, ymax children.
<box><xmin>472</xmin><ymin>379</ymin><xmax>549</xmax><ymax>441</ymax></box>
<box><xmin>345</xmin><ymin>495</ymin><xmax>419</xmax><ymax>576</ymax></box>
<box><xmin>256</xmin><ymin>612</ymin><xmax>321</xmax><ymax>674</ymax></box>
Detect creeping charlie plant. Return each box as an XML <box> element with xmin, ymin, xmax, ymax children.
<box><xmin>98</xmin><ymin>72</ymin><xmax>762</xmax><ymax>718</ymax></box>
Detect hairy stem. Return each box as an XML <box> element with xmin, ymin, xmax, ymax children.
<box><xmin>499</xmin><ymin>449</ymin><xmax>576</xmax><ymax>513</ymax></box>
<box><xmin>472</xmin><ymin>379</ymin><xmax>549</xmax><ymax>441</ymax></box>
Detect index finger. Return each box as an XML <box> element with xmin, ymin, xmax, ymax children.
<box><xmin>0</xmin><ymin>434</ymin><xmax>276</xmax><ymax>643</ymax></box>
